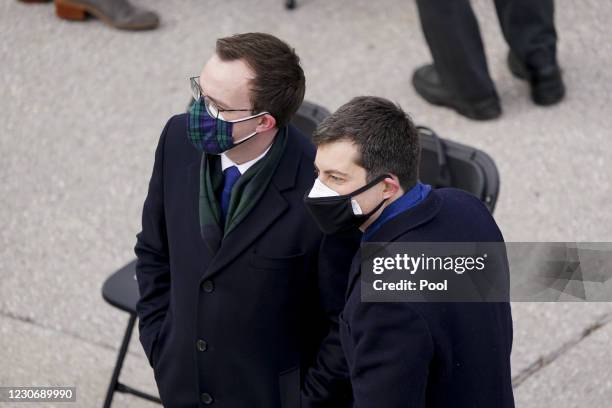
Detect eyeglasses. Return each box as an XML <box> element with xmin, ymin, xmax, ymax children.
<box><xmin>190</xmin><ymin>76</ymin><xmax>267</xmax><ymax>122</ymax></box>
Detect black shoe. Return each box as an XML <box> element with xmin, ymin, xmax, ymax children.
<box><xmin>412</xmin><ymin>64</ymin><xmax>502</xmax><ymax>121</ymax></box>
<box><xmin>507</xmin><ymin>51</ymin><xmax>565</xmax><ymax>106</ymax></box>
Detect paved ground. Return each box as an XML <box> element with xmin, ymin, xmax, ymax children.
<box><xmin>1</xmin><ymin>0</ymin><xmax>611</xmax><ymax>406</ymax></box>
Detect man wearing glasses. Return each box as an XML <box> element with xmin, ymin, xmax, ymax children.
<box><xmin>134</xmin><ymin>32</ymin><xmax>357</xmax><ymax>407</ymax></box>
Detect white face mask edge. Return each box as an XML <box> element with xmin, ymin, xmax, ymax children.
<box><xmin>308</xmin><ymin>178</ymin><xmax>339</xmax><ymax>198</ymax></box>
<box><xmin>307</xmin><ymin>178</ymin><xmax>363</xmax><ymax>215</ymax></box>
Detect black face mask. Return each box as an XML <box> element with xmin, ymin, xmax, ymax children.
<box><xmin>303</xmin><ymin>174</ymin><xmax>390</xmax><ymax>235</ymax></box>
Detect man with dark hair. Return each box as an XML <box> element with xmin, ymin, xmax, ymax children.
<box><xmin>304</xmin><ymin>96</ymin><xmax>515</xmax><ymax>407</ymax></box>
<box><xmin>135</xmin><ymin>32</ymin><xmax>357</xmax><ymax>407</ymax></box>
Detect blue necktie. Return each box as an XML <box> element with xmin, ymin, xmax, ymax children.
<box><xmin>221</xmin><ymin>165</ymin><xmax>241</xmax><ymax>221</ymax></box>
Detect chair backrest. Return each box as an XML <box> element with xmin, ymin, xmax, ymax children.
<box><xmin>417</xmin><ymin>126</ymin><xmax>500</xmax><ymax>213</ymax></box>
<box><xmin>290</xmin><ymin>100</ymin><xmax>331</xmax><ymax>137</ymax></box>
<box><xmin>102</xmin><ymin>259</ymin><xmax>139</xmax><ymax>313</ymax></box>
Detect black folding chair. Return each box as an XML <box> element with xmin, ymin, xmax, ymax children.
<box><xmin>290</xmin><ymin>100</ymin><xmax>330</xmax><ymax>137</ymax></box>
<box><xmin>417</xmin><ymin>126</ymin><xmax>500</xmax><ymax>213</ymax></box>
<box><xmin>101</xmin><ymin>101</ymin><xmax>331</xmax><ymax>407</ymax></box>
<box><xmin>101</xmin><ymin>259</ymin><xmax>162</xmax><ymax>407</ymax></box>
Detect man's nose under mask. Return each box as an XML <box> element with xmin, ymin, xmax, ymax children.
<box><xmin>303</xmin><ymin>174</ymin><xmax>390</xmax><ymax>235</ymax></box>
<box><xmin>307</xmin><ymin>178</ymin><xmax>363</xmax><ymax>215</ymax></box>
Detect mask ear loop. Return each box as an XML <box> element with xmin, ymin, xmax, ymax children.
<box><xmin>350</xmin><ymin>174</ymin><xmax>393</xmax><ymax>226</ymax></box>
<box><xmin>232</xmin><ymin>130</ymin><xmax>258</xmax><ymax>146</ymax></box>
<box><xmin>359</xmin><ymin>196</ymin><xmax>389</xmax><ymax>219</ymax></box>
<box><xmin>342</xmin><ymin>173</ymin><xmax>393</xmax><ymax>199</ymax></box>
<box><xmin>227</xmin><ymin>111</ymin><xmax>272</xmax><ymax>147</ymax></box>
<box><xmin>228</xmin><ymin>111</ymin><xmax>270</xmax><ymax>124</ymax></box>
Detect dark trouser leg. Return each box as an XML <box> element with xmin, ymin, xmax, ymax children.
<box><xmin>494</xmin><ymin>0</ymin><xmax>557</xmax><ymax>69</ymax></box>
<box><xmin>415</xmin><ymin>0</ymin><xmax>497</xmax><ymax>101</ymax></box>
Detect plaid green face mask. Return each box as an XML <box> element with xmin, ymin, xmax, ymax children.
<box><xmin>186</xmin><ymin>97</ymin><xmax>268</xmax><ymax>155</ymax></box>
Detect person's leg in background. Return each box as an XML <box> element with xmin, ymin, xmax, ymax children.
<box><xmin>413</xmin><ymin>0</ymin><xmax>501</xmax><ymax>121</ymax></box>
<box><xmin>495</xmin><ymin>0</ymin><xmax>565</xmax><ymax>105</ymax></box>
<box><xmin>54</xmin><ymin>0</ymin><xmax>159</xmax><ymax>30</ymax></box>
<box><xmin>16</xmin><ymin>0</ymin><xmax>159</xmax><ymax>31</ymax></box>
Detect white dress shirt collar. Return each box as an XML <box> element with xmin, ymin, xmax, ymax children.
<box><xmin>220</xmin><ymin>144</ymin><xmax>272</xmax><ymax>175</ymax></box>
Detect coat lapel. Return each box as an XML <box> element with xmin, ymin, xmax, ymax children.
<box><xmin>202</xmin><ymin>184</ymin><xmax>289</xmax><ymax>279</ymax></box>
<box><xmin>200</xmin><ymin>130</ymin><xmax>303</xmax><ymax>280</ymax></box>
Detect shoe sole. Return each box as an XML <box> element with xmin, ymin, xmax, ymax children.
<box><xmin>55</xmin><ymin>0</ymin><xmax>158</xmax><ymax>30</ymax></box>
<box><xmin>413</xmin><ymin>81</ymin><xmax>501</xmax><ymax>121</ymax></box>
<box><xmin>507</xmin><ymin>53</ymin><xmax>565</xmax><ymax>106</ymax></box>
<box><xmin>428</xmin><ymin>97</ymin><xmax>500</xmax><ymax>120</ymax></box>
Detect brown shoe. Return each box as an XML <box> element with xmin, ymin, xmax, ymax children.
<box><xmin>54</xmin><ymin>0</ymin><xmax>159</xmax><ymax>30</ymax></box>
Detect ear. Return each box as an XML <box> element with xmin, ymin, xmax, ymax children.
<box><xmin>256</xmin><ymin>113</ymin><xmax>276</xmax><ymax>132</ymax></box>
<box><xmin>382</xmin><ymin>175</ymin><xmax>401</xmax><ymax>199</ymax></box>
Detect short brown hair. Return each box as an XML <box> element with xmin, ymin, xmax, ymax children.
<box><xmin>216</xmin><ymin>33</ymin><xmax>305</xmax><ymax>128</ymax></box>
<box><xmin>313</xmin><ymin>96</ymin><xmax>421</xmax><ymax>191</ymax></box>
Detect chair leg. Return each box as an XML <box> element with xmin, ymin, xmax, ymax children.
<box><xmin>103</xmin><ymin>314</ymin><xmax>136</xmax><ymax>408</ymax></box>
<box><xmin>116</xmin><ymin>383</ymin><xmax>162</xmax><ymax>404</ymax></box>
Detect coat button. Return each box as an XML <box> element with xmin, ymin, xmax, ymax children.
<box><xmin>197</xmin><ymin>339</ymin><xmax>208</xmax><ymax>352</ymax></box>
<box><xmin>200</xmin><ymin>392</ymin><xmax>213</xmax><ymax>404</ymax></box>
<box><xmin>202</xmin><ymin>280</ymin><xmax>214</xmax><ymax>293</ymax></box>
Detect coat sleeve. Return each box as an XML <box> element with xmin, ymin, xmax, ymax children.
<box><xmin>350</xmin><ymin>302</ymin><xmax>434</xmax><ymax>408</ymax></box>
<box><xmin>134</xmin><ymin>116</ymin><xmax>173</xmax><ymax>368</ymax></box>
<box><xmin>301</xmin><ymin>230</ymin><xmax>361</xmax><ymax>408</ymax></box>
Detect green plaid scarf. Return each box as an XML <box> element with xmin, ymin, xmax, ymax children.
<box><xmin>199</xmin><ymin>127</ymin><xmax>288</xmax><ymax>245</ymax></box>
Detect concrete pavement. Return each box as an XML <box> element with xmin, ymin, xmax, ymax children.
<box><xmin>1</xmin><ymin>0</ymin><xmax>611</xmax><ymax>406</ymax></box>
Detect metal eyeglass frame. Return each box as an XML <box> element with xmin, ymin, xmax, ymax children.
<box><xmin>190</xmin><ymin>76</ymin><xmax>270</xmax><ymax>123</ymax></box>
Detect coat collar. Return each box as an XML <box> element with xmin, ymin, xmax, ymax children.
<box><xmin>365</xmin><ymin>187</ymin><xmax>443</xmax><ymax>243</ymax></box>
<box><xmin>345</xmin><ymin>189</ymin><xmax>444</xmax><ymax>298</ymax></box>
